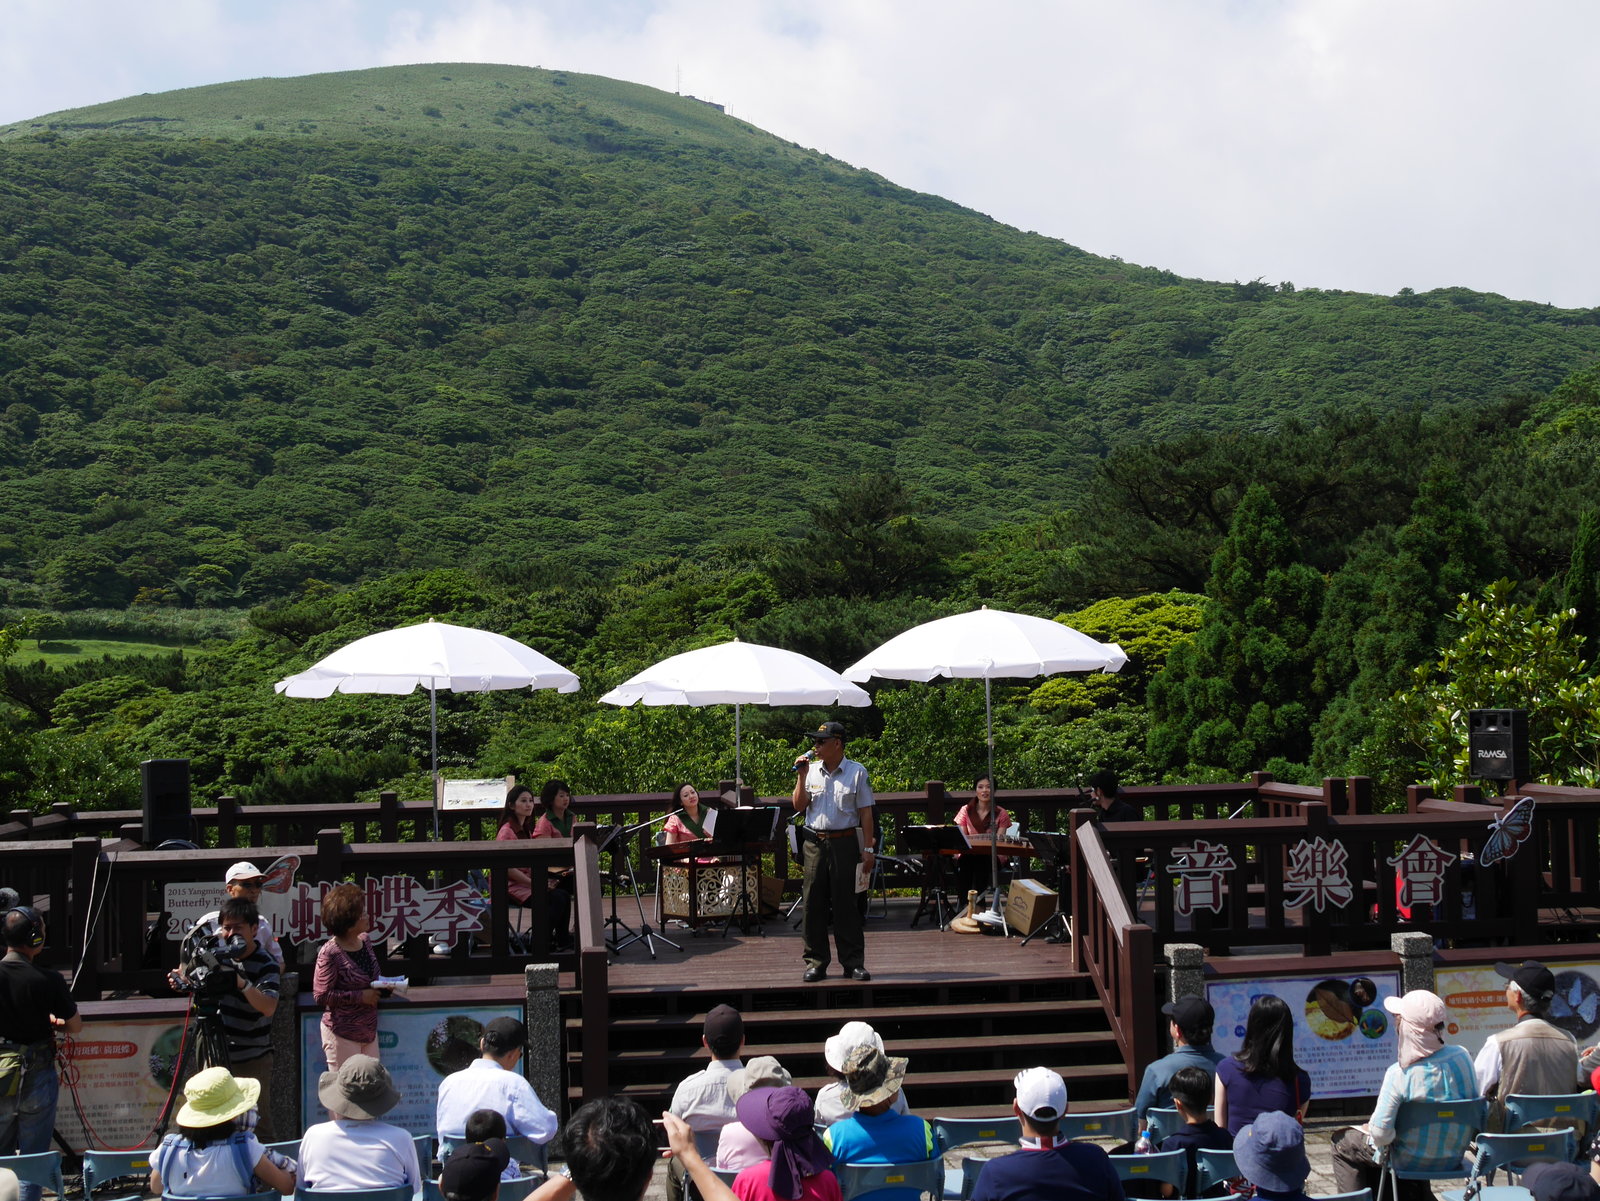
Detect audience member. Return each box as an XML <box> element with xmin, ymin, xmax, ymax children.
<box><xmin>1232</xmin><ymin>1112</ymin><xmax>1312</xmax><ymax>1201</ymax></box>
<box><xmin>717</xmin><ymin>1056</ymin><xmax>794</xmax><ymax>1172</ymax></box>
<box><xmin>551</xmin><ymin>1097</ymin><xmax>661</xmax><ymax>1201</ymax></box>
<box><xmin>969</xmin><ymin>1067</ymin><xmax>1123</xmax><ymax>1201</ymax></box>
<box><xmin>668</xmin><ymin>1004</ymin><xmax>746</xmax><ymax>1161</ymax></box>
<box><xmin>822</xmin><ymin>1046</ymin><xmax>935</xmax><ymax>1201</ymax></box>
<box><xmin>1476</xmin><ymin>960</ymin><xmax>1580</xmax><ymax>1131</ymax></box>
<box><xmin>463</xmin><ymin>1110</ymin><xmax>532</xmax><ymax>1182</ymax></box>
<box><xmin>1158</xmin><ymin>1066</ymin><xmax>1232</xmax><ymax>1198</ymax></box>
<box><xmin>815</xmin><ymin>1022</ymin><xmax>911</xmax><ymax>1127</ymax></box>
<box><xmin>1329</xmin><ymin>989</ymin><xmax>1476</xmax><ymax>1200</ymax></box>
<box><xmin>298</xmin><ymin>1055</ymin><xmax>421</xmax><ymax>1196</ymax></box>
<box><xmin>730</xmin><ymin>1086</ymin><xmax>838</xmax><ymax>1201</ymax></box>
<box><xmin>437</xmin><ymin>1016</ymin><xmax>557</xmax><ymax>1165</ymax></box>
<box><xmin>1214</xmin><ymin>995</ymin><xmax>1311</xmax><ymax>1135</ymax></box>
<box><xmin>1525</xmin><ymin>1162</ymin><xmax>1600</xmax><ymax>1201</ymax></box>
<box><xmin>442</xmin><ymin>1138</ymin><xmax>511</xmax><ymax>1201</ymax></box>
<box><xmin>1134</xmin><ymin>996</ymin><xmax>1224</xmax><ymax>1125</ymax></box>
<box><xmin>149</xmin><ymin>1066</ymin><xmax>296</xmax><ymax>1198</ymax></box>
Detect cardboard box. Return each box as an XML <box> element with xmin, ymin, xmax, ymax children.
<box><xmin>1004</xmin><ymin>878</ymin><xmax>1058</xmax><ymax>935</ymax></box>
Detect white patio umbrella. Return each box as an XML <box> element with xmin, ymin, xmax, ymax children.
<box><xmin>599</xmin><ymin>638</ymin><xmax>870</xmax><ymax>785</ymax></box>
<box><xmin>844</xmin><ymin>606</ymin><xmax>1126</xmax><ymax>925</ymax></box>
<box><xmin>275</xmin><ymin>620</ymin><xmax>580</xmax><ymax>836</ymax></box>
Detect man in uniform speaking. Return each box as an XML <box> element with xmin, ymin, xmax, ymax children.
<box><xmin>791</xmin><ymin>722</ymin><xmax>875</xmax><ymax>984</ymax></box>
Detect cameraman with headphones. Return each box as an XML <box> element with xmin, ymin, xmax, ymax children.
<box><xmin>0</xmin><ymin>905</ymin><xmax>81</xmax><ymax>1201</ymax></box>
<box><xmin>170</xmin><ymin>896</ymin><xmax>281</xmax><ymax>1140</ymax></box>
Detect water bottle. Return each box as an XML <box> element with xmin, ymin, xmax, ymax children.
<box><xmin>1134</xmin><ymin>1128</ymin><xmax>1152</xmax><ymax>1154</ymax></box>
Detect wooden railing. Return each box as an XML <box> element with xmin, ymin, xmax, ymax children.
<box><xmin>1069</xmin><ymin>812</ymin><xmax>1156</xmax><ymax>1097</ymax></box>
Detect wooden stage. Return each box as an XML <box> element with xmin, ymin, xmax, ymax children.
<box><xmin>561</xmin><ymin>896</ymin><xmax>1132</xmax><ymax>1117</ymax></box>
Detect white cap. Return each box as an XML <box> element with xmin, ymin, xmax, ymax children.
<box><xmin>825</xmin><ymin>1020</ymin><xmax>884</xmax><ymax>1072</ymax></box>
<box><xmin>225</xmin><ymin>861</ymin><xmax>265</xmax><ymax>884</ymax></box>
<box><xmin>1014</xmin><ymin>1067</ymin><xmax>1067</xmax><ymax>1122</ymax></box>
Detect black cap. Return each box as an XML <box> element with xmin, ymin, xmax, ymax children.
<box><xmin>704</xmin><ymin>1004</ymin><xmax>744</xmax><ymax>1056</ymax></box>
<box><xmin>441</xmin><ymin>1138</ymin><xmax>509</xmax><ymax>1201</ymax></box>
<box><xmin>1162</xmin><ymin>995</ymin><xmax>1215</xmax><ymax>1031</ymax></box>
<box><xmin>805</xmin><ymin>721</ymin><xmax>847</xmax><ymax>742</ymax></box>
<box><xmin>1523</xmin><ymin>1163</ymin><xmax>1600</xmax><ymax>1201</ymax></box>
<box><xmin>1495</xmin><ymin>960</ymin><xmax>1556</xmax><ymax>1004</ymax></box>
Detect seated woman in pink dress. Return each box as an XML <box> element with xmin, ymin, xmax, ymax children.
<box><xmin>953</xmin><ymin>774</ymin><xmax>1011</xmax><ymax>903</ymax></box>
<box><xmin>664</xmin><ymin>783</ymin><xmax>721</xmax><ymax>859</ymax></box>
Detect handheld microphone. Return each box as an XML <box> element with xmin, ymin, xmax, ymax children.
<box><xmin>793</xmin><ymin>749</ymin><xmax>817</xmax><ymax>773</ymax></box>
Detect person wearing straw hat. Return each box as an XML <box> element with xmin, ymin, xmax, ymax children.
<box><xmin>814</xmin><ymin>1022</ymin><xmax>911</xmax><ymax>1128</ymax></box>
<box><xmin>969</xmin><ymin>1067</ymin><xmax>1122</xmax><ymax>1201</ymax></box>
<box><xmin>149</xmin><ymin>1066</ymin><xmax>296</xmax><ymax>1197</ymax></box>
<box><xmin>1328</xmin><ymin>988</ymin><xmax>1476</xmax><ymax>1201</ymax></box>
<box><xmin>715</xmin><ymin>1056</ymin><xmax>794</xmax><ymax>1172</ymax></box>
<box><xmin>821</xmin><ymin>1046</ymin><xmax>934</xmax><ymax>1201</ymax></box>
<box><xmin>298</xmin><ymin>1055</ymin><xmax>422</xmax><ymax>1196</ymax></box>
<box><xmin>729</xmin><ymin>1086</ymin><xmax>839</xmax><ymax>1201</ymax></box>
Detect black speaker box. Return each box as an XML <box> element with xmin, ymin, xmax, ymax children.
<box><xmin>141</xmin><ymin>758</ymin><xmax>192</xmax><ymax>844</ymax></box>
<box><xmin>1468</xmin><ymin>709</ymin><xmax>1529</xmax><ymax>782</ymax></box>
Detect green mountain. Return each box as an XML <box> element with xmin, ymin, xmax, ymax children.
<box><xmin>2</xmin><ymin>64</ymin><xmax>1597</xmax><ymax>611</ymax></box>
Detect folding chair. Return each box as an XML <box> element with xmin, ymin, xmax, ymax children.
<box><xmin>685</xmin><ymin>1167</ymin><xmax>740</xmax><ymax>1201</ymax></box>
<box><xmin>932</xmin><ymin>1117</ymin><xmax>1023</xmax><ymax>1153</ymax></box>
<box><xmin>295</xmin><ymin>1187</ymin><xmax>413</xmax><ymax>1201</ymax></box>
<box><xmin>1311</xmin><ymin>1192</ymin><xmax>1374</xmax><ymax>1201</ymax></box>
<box><xmin>166</xmin><ymin>1193</ymin><xmax>277</xmax><ymax>1201</ymax></box>
<box><xmin>263</xmin><ymin>1140</ymin><xmax>301</xmax><ymax>1162</ymax></box>
<box><xmin>1058</xmin><ymin>1107</ymin><xmax>1137</xmax><ymax>1146</ymax></box>
<box><xmin>835</xmin><ymin>1159</ymin><xmax>944</xmax><ymax>1201</ymax></box>
<box><xmin>954</xmin><ymin>1158</ymin><xmax>987</xmax><ymax>1201</ymax></box>
<box><xmin>0</xmin><ymin>1152</ymin><xmax>65</xmax><ymax>1201</ymax></box>
<box><xmin>1108</xmin><ymin>1150</ymin><xmax>1189</xmax><ymax>1195</ymax></box>
<box><xmin>1196</xmin><ymin>1147</ymin><xmax>1241</xmax><ymax>1195</ymax></box>
<box><xmin>1504</xmin><ymin>1092</ymin><xmax>1599</xmax><ymax>1149</ymax></box>
<box><xmin>499</xmin><ymin>1176</ymin><xmax>546</xmax><ymax>1201</ymax></box>
<box><xmin>1143</xmin><ymin>1107</ymin><xmax>1216</xmax><ymax>1147</ymax></box>
<box><xmin>82</xmin><ymin>1149</ymin><xmax>155</xmax><ymax>1201</ymax></box>
<box><xmin>1440</xmin><ymin>1129</ymin><xmax>1577</xmax><ymax>1201</ymax></box>
<box><xmin>1374</xmin><ymin>1097</ymin><xmax>1488</xmax><ymax>1201</ymax></box>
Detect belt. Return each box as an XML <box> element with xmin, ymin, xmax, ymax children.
<box><xmin>806</xmin><ymin>828</ymin><xmax>858</xmax><ymax>840</ymax></box>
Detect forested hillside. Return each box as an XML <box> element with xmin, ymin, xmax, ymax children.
<box><xmin>3</xmin><ymin>64</ymin><xmax>1599</xmax><ymax>813</ymax></box>
<box><xmin>3</xmin><ymin>64</ymin><xmax>1598</xmax><ymax>609</ymax></box>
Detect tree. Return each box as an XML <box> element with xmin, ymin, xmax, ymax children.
<box><xmin>1562</xmin><ymin>507</ymin><xmax>1600</xmax><ymax>663</ymax></box>
<box><xmin>1392</xmin><ymin>581</ymin><xmax>1600</xmax><ymax>790</ymax></box>
<box><xmin>1147</xmin><ymin>485</ymin><xmax>1324</xmax><ymax>776</ymax></box>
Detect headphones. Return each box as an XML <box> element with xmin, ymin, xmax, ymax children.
<box><xmin>5</xmin><ymin>906</ymin><xmax>44</xmax><ymax>949</ymax></box>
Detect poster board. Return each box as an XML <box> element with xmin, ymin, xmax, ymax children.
<box><xmin>440</xmin><ymin>777</ymin><xmax>513</xmax><ymax>811</ymax></box>
<box><xmin>1436</xmin><ymin>959</ymin><xmax>1600</xmax><ymax>1061</ymax></box>
<box><xmin>57</xmin><ymin>1015</ymin><xmax>186</xmax><ymax>1151</ymax></box>
<box><xmin>1207</xmin><ymin>969</ymin><xmax>1401</xmax><ymax>1098</ymax></box>
<box><xmin>299</xmin><ymin>1002</ymin><xmax>521</xmax><ymax>1131</ymax></box>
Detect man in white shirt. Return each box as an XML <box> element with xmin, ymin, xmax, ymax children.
<box><xmin>437</xmin><ymin>1017</ymin><xmax>558</xmax><ymax>1167</ymax></box>
<box><xmin>188</xmin><ymin>862</ymin><xmax>286</xmax><ymax>970</ymax></box>
<box><xmin>1475</xmin><ymin>959</ymin><xmax>1579</xmax><ymax>1131</ymax></box>
<box><xmin>791</xmin><ymin>722</ymin><xmax>876</xmax><ymax>983</ymax></box>
<box><xmin>666</xmin><ymin>1005</ymin><xmax>744</xmax><ymax>1195</ymax></box>
<box><xmin>300</xmin><ymin>1056</ymin><xmax>421</xmax><ymax>1198</ymax></box>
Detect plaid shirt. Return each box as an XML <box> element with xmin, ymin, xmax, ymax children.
<box><xmin>1368</xmin><ymin>1044</ymin><xmax>1478</xmax><ymax>1169</ymax></box>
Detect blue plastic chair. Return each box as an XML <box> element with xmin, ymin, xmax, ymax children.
<box><xmin>835</xmin><ymin>1159</ymin><xmax>944</xmax><ymax>1201</ymax></box>
<box><xmin>932</xmin><ymin>1116</ymin><xmax>1022</xmax><ymax>1152</ymax></box>
<box><xmin>955</xmin><ymin>1159</ymin><xmax>987</xmax><ymax>1201</ymax></box>
<box><xmin>82</xmin><ymin>1149</ymin><xmax>156</xmax><ymax>1201</ymax></box>
<box><xmin>1375</xmin><ymin>1097</ymin><xmax>1489</xmax><ymax>1201</ymax></box>
<box><xmin>1440</xmin><ymin>1129</ymin><xmax>1577</xmax><ymax>1201</ymax></box>
<box><xmin>1311</xmin><ymin>1192</ymin><xmax>1374</xmax><ymax>1201</ymax></box>
<box><xmin>1144</xmin><ymin>1106</ymin><xmax>1217</xmax><ymax>1147</ymax></box>
<box><xmin>295</xmin><ymin>1187</ymin><xmax>412</xmax><ymax>1201</ymax></box>
<box><xmin>263</xmin><ymin>1140</ymin><xmax>301</xmax><ymax>1163</ymax></box>
<box><xmin>1108</xmin><ymin>1150</ymin><xmax>1189</xmax><ymax>1194</ymax></box>
<box><xmin>0</xmin><ymin>1152</ymin><xmax>66</xmax><ymax>1201</ymax></box>
<box><xmin>1504</xmin><ymin>1092</ymin><xmax>1598</xmax><ymax>1147</ymax></box>
<box><xmin>166</xmin><ymin>1194</ymin><xmax>278</xmax><ymax>1201</ymax></box>
<box><xmin>1058</xmin><ymin>1107</ymin><xmax>1137</xmax><ymax>1145</ymax></box>
<box><xmin>1197</xmin><ymin>1147</ymin><xmax>1241</xmax><ymax>1195</ymax></box>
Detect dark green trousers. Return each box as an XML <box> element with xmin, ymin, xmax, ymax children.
<box><xmin>801</xmin><ymin>831</ymin><xmax>865</xmax><ymax>973</ymax></box>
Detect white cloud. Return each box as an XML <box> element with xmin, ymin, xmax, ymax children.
<box><xmin>2</xmin><ymin>0</ymin><xmax>1597</xmax><ymax>306</ymax></box>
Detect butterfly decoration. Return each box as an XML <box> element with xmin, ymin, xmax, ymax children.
<box><xmin>1479</xmin><ymin>796</ymin><xmax>1536</xmax><ymax>867</ymax></box>
<box><xmin>259</xmin><ymin>853</ymin><xmax>300</xmax><ymax>895</ymax></box>
<box><xmin>1550</xmin><ymin>974</ymin><xmax>1600</xmax><ymax>1026</ymax></box>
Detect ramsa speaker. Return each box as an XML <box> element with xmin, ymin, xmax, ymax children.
<box><xmin>141</xmin><ymin>758</ymin><xmax>192</xmax><ymax>845</ymax></box>
<box><xmin>1467</xmin><ymin>710</ymin><xmax>1529</xmax><ymax>782</ymax></box>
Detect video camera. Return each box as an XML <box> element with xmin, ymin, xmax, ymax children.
<box><xmin>174</xmin><ymin>928</ymin><xmax>249</xmax><ymax>999</ymax></box>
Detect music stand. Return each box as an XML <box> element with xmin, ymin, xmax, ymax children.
<box><xmin>902</xmin><ymin>825</ymin><xmax>968</xmax><ymax>930</ymax></box>
<box><xmin>1020</xmin><ymin>830</ymin><xmax>1072</xmax><ymax>946</ymax></box>
<box><xmin>611</xmin><ymin>816</ymin><xmax>683</xmax><ymax>958</ymax></box>
<box><xmin>710</xmin><ymin>806</ymin><xmax>782</xmax><ymax>937</ymax></box>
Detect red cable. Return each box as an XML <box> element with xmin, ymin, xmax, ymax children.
<box><xmin>65</xmin><ymin>995</ymin><xmax>197</xmax><ymax>1152</ymax></box>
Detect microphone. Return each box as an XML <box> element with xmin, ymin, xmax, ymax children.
<box><xmin>793</xmin><ymin>749</ymin><xmax>817</xmax><ymax>774</ymax></box>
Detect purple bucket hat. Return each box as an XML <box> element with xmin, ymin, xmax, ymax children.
<box><xmin>735</xmin><ymin>1086</ymin><xmax>831</xmax><ymax>1200</ymax></box>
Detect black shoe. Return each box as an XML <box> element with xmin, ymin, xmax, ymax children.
<box><xmin>803</xmin><ymin>967</ymin><xmax>826</xmax><ymax>983</ymax></box>
<box><xmin>848</xmin><ymin>968</ymin><xmax>872</xmax><ymax>982</ymax></box>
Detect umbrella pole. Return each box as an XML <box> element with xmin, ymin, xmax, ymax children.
<box><xmin>734</xmin><ymin>703</ymin><xmax>742</xmax><ymax>794</ymax></box>
<box><xmin>430</xmin><ymin>685</ymin><xmax>441</xmax><ymax>842</ymax></box>
<box><xmin>977</xmin><ymin>676</ymin><xmax>1008</xmax><ymax>930</ymax></box>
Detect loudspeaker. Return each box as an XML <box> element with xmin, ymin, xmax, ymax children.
<box><xmin>1468</xmin><ymin>710</ymin><xmax>1529</xmax><ymax>782</ymax></box>
<box><xmin>141</xmin><ymin>758</ymin><xmax>192</xmax><ymax>845</ymax></box>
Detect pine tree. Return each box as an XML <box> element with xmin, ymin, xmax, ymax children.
<box><xmin>1562</xmin><ymin>507</ymin><xmax>1600</xmax><ymax>665</ymax></box>
<box><xmin>1147</xmin><ymin>485</ymin><xmax>1324</xmax><ymax>775</ymax></box>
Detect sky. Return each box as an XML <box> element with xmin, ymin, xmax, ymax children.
<box><xmin>3</xmin><ymin>0</ymin><xmax>1597</xmax><ymax>309</ymax></box>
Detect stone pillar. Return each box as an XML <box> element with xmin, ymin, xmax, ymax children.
<box><xmin>524</xmin><ymin>962</ymin><xmax>563</xmax><ymax>1118</ymax></box>
<box><xmin>1391</xmin><ymin>931</ymin><xmax>1436</xmax><ymax>995</ymax></box>
<box><xmin>1163</xmin><ymin>943</ymin><xmax>1206</xmax><ymax>1054</ymax></box>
